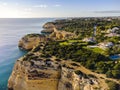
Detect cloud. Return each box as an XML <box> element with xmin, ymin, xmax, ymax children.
<box><xmin>33</xmin><ymin>4</ymin><xmax>48</xmax><ymax>8</ymax></box>
<box><xmin>94</xmin><ymin>10</ymin><xmax>120</xmax><ymax>13</ymax></box>
<box><xmin>24</xmin><ymin>8</ymin><xmax>32</xmax><ymax>11</ymax></box>
<box><xmin>54</xmin><ymin>4</ymin><xmax>61</xmax><ymax>7</ymax></box>
<box><xmin>3</xmin><ymin>2</ymin><xmax>7</xmax><ymax>6</ymax></box>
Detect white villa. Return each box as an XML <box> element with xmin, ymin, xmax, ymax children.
<box><xmin>105</xmin><ymin>33</ymin><xmax>120</xmax><ymax>37</ymax></box>
<box><xmin>106</xmin><ymin>27</ymin><xmax>119</xmax><ymax>33</ymax></box>
<box><xmin>83</xmin><ymin>37</ymin><xmax>95</xmax><ymax>42</ymax></box>
<box><xmin>106</xmin><ymin>27</ymin><xmax>120</xmax><ymax>37</ymax></box>
<box><xmin>98</xmin><ymin>42</ymin><xmax>114</xmax><ymax>49</ymax></box>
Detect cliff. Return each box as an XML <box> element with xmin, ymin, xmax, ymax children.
<box><xmin>41</xmin><ymin>22</ymin><xmax>55</xmax><ymax>33</ymax></box>
<box><xmin>8</xmin><ymin>43</ymin><xmax>116</xmax><ymax>90</ymax></box>
<box><xmin>42</xmin><ymin>19</ymin><xmax>73</xmax><ymax>34</ymax></box>
<box><xmin>19</xmin><ymin>29</ymin><xmax>76</xmax><ymax>51</ymax></box>
<box><xmin>8</xmin><ymin>55</ymin><xmax>60</xmax><ymax>90</ymax></box>
<box><xmin>8</xmin><ymin>19</ymin><xmax>120</xmax><ymax>90</ymax></box>
<box><xmin>18</xmin><ymin>34</ymin><xmax>48</xmax><ymax>50</ymax></box>
<box><xmin>49</xmin><ymin>28</ymin><xmax>76</xmax><ymax>40</ymax></box>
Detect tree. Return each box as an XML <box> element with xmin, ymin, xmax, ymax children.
<box><xmin>112</xmin><ymin>70</ymin><xmax>120</xmax><ymax>79</ymax></box>
<box><xmin>85</xmin><ymin>60</ymin><xmax>95</xmax><ymax>69</ymax></box>
<box><xmin>114</xmin><ymin>63</ymin><xmax>120</xmax><ymax>70</ymax></box>
<box><xmin>97</xmin><ymin>62</ymin><xmax>108</xmax><ymax>73</ymax></box>
<box><xmin>106</xmin><ymin>70</ymin><xmax>113</xmax><ymax>78</ymax></box>
<box><xmin>99</xmin><ymin>26</ymin><xmax>105</xmax><ymax>30</ymax></box>
<box><xmin>107</xmin><ymin>81</ymin><xmax>119</xmax><ymax>90</ymax></box>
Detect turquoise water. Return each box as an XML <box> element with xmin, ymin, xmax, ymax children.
<box><xmin>0</xmin><ymin>18</ymin><xmax>56</xmax><ymax>90</ymax></box>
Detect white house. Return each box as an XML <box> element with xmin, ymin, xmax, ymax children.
<box><xmin>105</xmin><ymin>33</ymin><xmax>120</xmax><ymax>37</ymax></box>
<box><xmin>83</xmin><ymin>37</ymin><xmax>95</xmax><ymax>42</ymax></box>
<box><xmin>98</xmin><ymin>42</ymin><xmax>114</xmax><ymax>49</ymax></box>
<box><xmin>106</xmin><ymin>27</ymin><xmax>119</xmax><ymax>33</ymax></box>
<box><xmin>112</xmin><ymin>27</ymin><xmax>119</xmax><ymax>32</ymax></box>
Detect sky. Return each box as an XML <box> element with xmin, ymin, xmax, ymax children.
<box><xmin>0</xmin><ymin>0</ymin><xmax>120</xmax><ymax>18</ymax></box>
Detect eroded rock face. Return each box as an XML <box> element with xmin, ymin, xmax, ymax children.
<box><xmin>42</xmin><ymin>21</ymin><xmax>76</xmax><ymax>40</ymax></box>
<box><xmin>49</xmin><ymin>28</ymin><xmax>76</xmax><ymax>40</ymax></box>
<box><xmin>18</xmin><ymin>34</ymin><xmax>47</xmax><ymax>50</ymax></box>
<box><xmin>43</xmin><ymin>22</ymin><xmax>55</xmax><ymax>29</ymax></box>
<box><xmin>8</xmin><ymin>56</ymin><xmax>61</xmax><ymax>90</ymax></box>
<box><xmin>8</xmin><ymin>41</ymin><xmax>112</xmax><ymax>90</ymax></box>
<box><xmin>8</xmin><ymin>60</ymin><xmax>28</xmax><ymax>90</ymax></box>
<box><xmin>18</xmin><ymin>30</ymin><xmax>76</xmax><ymax>51</ymax></box>
<box><xmin>42</xmin><ymin>22</ymin><xmax>55</xmax><ymax>34</ymax></box>
<box><xmin>8</xmin><ymin>51</ymin><xmax>109</xmax><ymax>90</ymax></box>
<box><xmin>58</xmin><ymin>67</ymin><xmax>97</xmax><ymax>90</ymax></box>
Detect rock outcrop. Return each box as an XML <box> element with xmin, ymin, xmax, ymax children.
<box><xmin>42</xmin><ymin>21</ymin><xmax>76</xmax><ymax>40</ymax></box>
<box><xmin>18</xmin><ymin>34</ymin><xmax>47</xmax><ymax>50</ymax></box>
<box><xmin>49</xmin><ymin>28</ymin><xmax>76</xmax><ymax>40</ymax></box>
<box><xmin>8</xmin><ymin>57</ymin><xmax>60</xmax><ymax>90</ymax></box>
<box><xmin>41</xmin><ymin>22</ymin><xmax>55</xmax><ymax>34</ymax></box>
<box><xmin>18</xmin><ymin>29</ymin><xmax>76</xmax><ymax>50</ymax></box>
<box><xmin>8</xmin><ymin>57</ymin><xmax>108</xmax><ymax>90</ymax></box>
<box><xmin>8</xmin><ymin>43</ymin><xmax>110</xmax><ymax>90</ymax></box>
<box><xmin>42</xmin><ymin>21</ymin><xmax>70</xmax><ymax>34</ymax></box>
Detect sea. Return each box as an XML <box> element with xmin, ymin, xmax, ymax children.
<box><xmin>0</xmin><ymin>18</ymin><xmax>57</xmax><ymax>90</ymax></box>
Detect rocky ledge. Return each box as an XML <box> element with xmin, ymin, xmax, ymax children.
<box><xmin>8</xmin><ymin>19</ymin><xmax>120</xmax><ymax>90</ymax></box>
<box><xmin>49</xmin><ymin>28</ymin><xmax>76</xmax><ymax>40</ymax></box>
<box><xmin>19</xmin><ymin>28</ymin><xmax>76</xmax><ymax>50</ymax></box>
<box><xmin>18</xmin><ymin>34</ymin><xmax>48</xmax><ymax>50</ymax></box>
<box><xmin>41</xmin><ymin>22</ymin><xmax>55</xmax><ymax>34</ymax></box>
<box><xmin>41</xmin><ymin>20</ymin><xmax>65</xmax><ymax>34</ymax></box>
<box><xmin>8</xmin><ymin>42</ymin><xmax>115</xmax><ymax>90</ymax></box>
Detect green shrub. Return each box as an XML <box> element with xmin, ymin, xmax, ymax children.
<box><xmin>106</xmin><ymin>80</ymin><xmax>119</xmax><ymax>90</ymax></box>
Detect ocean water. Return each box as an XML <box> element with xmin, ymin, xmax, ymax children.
<box><xmin>0</xmin><ymin>18</ymin><xmax>56</xmax><ymax>90</ymax></box>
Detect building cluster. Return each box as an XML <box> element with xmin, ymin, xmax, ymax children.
<box><xmin>105</xmin><ymin>27</ymin><xmax>120</xmax><ymax>37</ymax></box>
<box><xmin>83</xmin><ymin>26</ymin><xmax>120</xmax><ymax>50</ymax></box>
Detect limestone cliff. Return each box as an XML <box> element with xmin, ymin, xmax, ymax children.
<box><xmin>18</xmin><ymin>30</ymin><xmax>76</xmax><ymax>50</ymax></box>
<box><xmin>8</xmin><ymin>56</ymin><xmax>60</xmax><ymax>90</ymax></box>
<box><xmin>42</xmin><ymin>21</ymin><xmax>73</xmax><ymax>34</ymax></box>
<box><xmin>8</xmin><ymin>43</ymin><xmax>112</xmax><ymax>90</ymax></box>
<box><xmin>18</xmin><ymin>34</ymin><xmax>47</xmax><ymax>50</ymax></box>
<box><xmin>41</xmin><ymin>22</ymin><xmax>55</xmax><ymax>33</ymax></box>
<box><xmin>42</xmin><ymin>21</ymin><xmax>76</xmax><ymax>40</ymax></box>
<box><xmin>49</xmin><ymin>28</ymin><xmax>76</xmax><ymax>40</ymax></box>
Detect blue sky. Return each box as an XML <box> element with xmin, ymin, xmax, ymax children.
<box><xmin>0</xmin><ymin>0</ymin><xmax>120</xmax><ymax>18</ymax></box>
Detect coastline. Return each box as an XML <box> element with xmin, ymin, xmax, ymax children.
<box><xmin>7</xmin><ymin>17</ymin><xmax>120</xmax><ymax>90</ymax></box>
<box><xmin>0</xmin><ymin>18</ymin><xmax>57</xmax><ymax>90</ymax></box>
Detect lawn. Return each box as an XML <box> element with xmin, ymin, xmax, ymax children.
<box><xmin>85</xmin><ymin>47</ymin><xmax>106</xmax><ymax>55</ymax></box>
<box><xmin>59</xmin><ymin>40</ymin><xmax>87</xmax><ymax>45</ymax></box>
<box><xmin>59</xmin><ymin>41</ymin><xmax>69</xmax><ymax>45</ymax></box>
<box><xmin>68</xmin><ymin>40</ymin><xmax>83</xmax><ymax>43</ymax></box>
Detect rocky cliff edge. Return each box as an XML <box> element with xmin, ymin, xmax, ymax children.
<box><xmin>8</xmin><ymin>43</ymin><xmax>113</xmax><ymax>90</ymax></box>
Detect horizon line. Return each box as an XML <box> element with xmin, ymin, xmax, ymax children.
<box><xmin>0</xmin><ymin>16</ymin><xmax>120</xmax><ymax>19</ymax></box>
